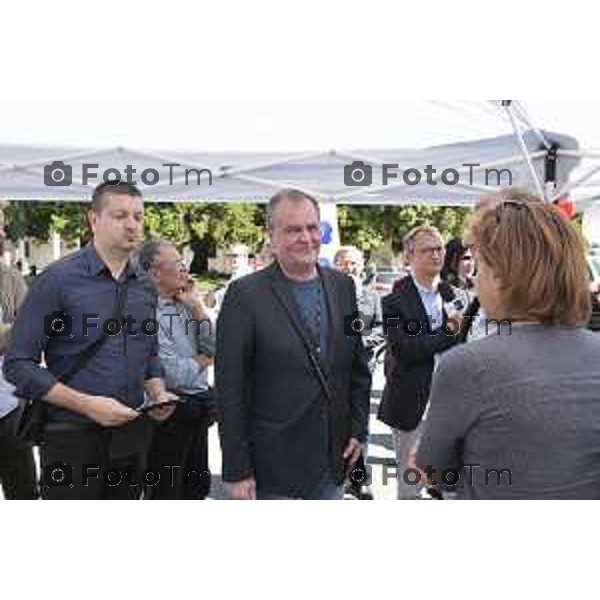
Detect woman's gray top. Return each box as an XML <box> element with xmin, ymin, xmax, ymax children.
<box><xmin>416</xmin><ymin>324</ymin><xmax>600</xmax><ymax>499</ymax></box>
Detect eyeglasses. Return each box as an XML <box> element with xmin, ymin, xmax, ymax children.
<box><xmin>157</xmin><ymin>259</ymin><xmax>187</xmax><ymax>272</ymax></box>
<box><xmin>416</xmin><ymin>246</ymin><xmax>444</xmax><ymax>256</ymax></box>
<box><xmin>461</xmin><ymin>255</ymin><xmax>473</xmax><ymax>261</ymax></box>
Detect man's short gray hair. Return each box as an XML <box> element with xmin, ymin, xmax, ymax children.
<box><xmin>334</xmin><ymin>245</ymin><xmax>364</xmax><ymax>264</ymax></box>
<box><xmin>137</xmin><ymin>238</ymin><xmax>171</xmax><ymax>271</ymax></box>
<box><xmin>402</xmin><ymin>225</ymin><xmax>441</xmax><ymax>254</ymax></box>
<box><xmin>266</xmin><ymin>188</ymin><xmax>320</xmax><ymax>231</ymax></box>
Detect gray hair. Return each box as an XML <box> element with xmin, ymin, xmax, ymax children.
<box><xmin>137</xmin><ymin>238</ymin><xmax>172</xmax><ymax>271</ymax></box>
<box><xmin>266</xmin><ymin>188</ymin><xmax>320</xmax><ymax>231</ymax></box>
<box><xmin>333</xmin><ymin>245</ymin><xmax>364</xmax><ymax>265</ymax></box>
<box><xmin>402</xmin><ymin>225</ymin><xmax>441</xmax><ymax>254</ymax></box>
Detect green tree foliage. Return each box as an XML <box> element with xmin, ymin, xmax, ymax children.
<box><xmin>143</xmin><ymin>203</ymin><xmax>191</xmax><ymax>246</ymax></box>
<box><xmin>144</xmin><ymin>202</ymin><xmax>266</xmax><ymax>272</ymax></box>
<box><xmin>5</xmin><ymin>201</ymin><xmax>265</xmax><ymax>246</ymax></box>
<box><xmin>4</xmin><ymin>200</ymin><xmax>468</xmax><ymax>270</ymax></box>
<box><xmin>4</xmin><ymin>202</ymin><xmax>89</xmax><ymax>243</ymax></box>
<box><xmin>338</xmin><ymin>204</ymin><xmax>471</xmax><ymax>256</ymax></box>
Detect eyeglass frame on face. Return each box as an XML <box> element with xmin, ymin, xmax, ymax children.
<box><xmin>415</xmin><ymin>245</ymin><xmax>445</xmax><ymax>257</ymax></box>
<box><xmin>154</xmin><ymin>258</ymin><xmax>187</xmax><ymax>274</ymax></box>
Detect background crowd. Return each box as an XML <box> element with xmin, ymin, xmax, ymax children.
<box><xmin>1</xmin><ymin>183</ymin><xmax>599</xmax><ymax>500</ymax></box>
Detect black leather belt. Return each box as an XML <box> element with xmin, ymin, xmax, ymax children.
<box><xmin>43</xmin><ymin>420</ymin><xmax>99</xmax><ymax>433</ymax></box>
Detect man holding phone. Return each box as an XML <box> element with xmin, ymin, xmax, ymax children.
<box><xmin>138</xmin><ymin>239</ymin><xmax>216</xmax><ymax>500</ymax></box>
<box><xmin>4</xmin><ymin>182</ymin><xmax>176</xmax><ymax>500</ymax></box>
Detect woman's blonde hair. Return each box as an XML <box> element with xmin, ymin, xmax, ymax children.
<box><xmin>465</xmin><ymin>188</ymin><xmax>591</xmax><ymax>326</ymax></box>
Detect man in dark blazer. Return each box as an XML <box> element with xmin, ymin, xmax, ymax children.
<box><xmin>378</xmin><ymin>226</ymin><xmax>464</xmax><ymax>499</ymax></box>
<box><xmin>216</xmin><ymin>189</ymin><xmax>371</xmax><ymax>500</ymax></box>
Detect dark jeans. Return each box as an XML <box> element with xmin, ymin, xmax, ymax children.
<box><xmin>39</xmin><ymin>418</ymin><xmax>153</xmax><ymax>500</ymax></box>
<box><xmin>0</xmin><ymin>410</ymin><xmax>38</xmax><ymax>500</ymax></box>
<box><xmin>257</xmin><ymin>469</ymin><xmax>344</xmax><ymax>500</ymax></box>
<box><xmin>146</xmin><ymin>390</ymin><xmax>216</xmax><ymax>500</ymax></box>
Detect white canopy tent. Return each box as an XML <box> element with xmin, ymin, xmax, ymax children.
<box><xmin>3</xmin><ymin>99</ymin><xmax>600</xmax><ymax>261</ymax></box>
<box><xmin>0</xmin><ymin>129</ymin><xmax>580</xmax><ymax>207</ymax></box>
<box><xmin>0</xmin><ymin>100</ymin><xmax>596</xmax><ymax>207</ymax></box>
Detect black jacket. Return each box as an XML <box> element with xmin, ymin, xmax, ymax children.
<box><xmin>215</xmin><ymin>262</ymin><xmax>371</xmax><ymax>497</ymax></box>
<box><xmin>378</xmin><ymin>275</ymin><xmax>462</xmax><ymax>432</ymax></box>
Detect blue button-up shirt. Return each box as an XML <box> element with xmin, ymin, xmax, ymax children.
<box><xmin>156</xmin><ymin>297</ymin><xmax>215</xmax><ymax>395</ymax></box>
<box><xmin>3</xmin><ymin>244</ymin><xmax>163</xmax><ymax>422</ymax></box>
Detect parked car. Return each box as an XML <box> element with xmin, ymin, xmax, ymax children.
<box><xmin>368</xmin><ymin>271</ymin><xmax>405</xmax><ymax>297</ymax></box>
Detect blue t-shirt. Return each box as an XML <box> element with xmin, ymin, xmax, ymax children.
<box><xmin>289</xmin><ymin>277</ymin><xmax>335</xmax><ymax>488</ymax></box>
<box><xmin>290</xmin><ymin>278</ymin><xmax>330</xmax><ymax>358</ymax></box>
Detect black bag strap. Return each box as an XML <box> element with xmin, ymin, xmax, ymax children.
<box><xmin>58</xmin><ymin>278</ymin><xmax>130</xmax><ymax>384</ymax></box>
<box><xmin>270</xmin><ymin>284</ymin><xmax>334</xmax><ymax>405</ymax></box>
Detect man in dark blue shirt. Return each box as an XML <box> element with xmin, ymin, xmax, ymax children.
<box><xmin>4</xmin><ymin>182</ymin><xmax>176</xmax><ymax>499</ymax></box>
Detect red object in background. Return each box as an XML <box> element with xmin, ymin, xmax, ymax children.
<box><xmin>555</xmin><ymin>196</ymin><xmax>577</xmax><ymax>220</ymax></box>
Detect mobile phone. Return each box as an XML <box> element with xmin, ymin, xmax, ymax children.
<box><xmin>136</xmin><ymin>397</ymin><xmax>186</xmax><ymax>414</ymax></box>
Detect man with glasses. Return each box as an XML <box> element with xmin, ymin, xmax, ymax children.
<box><xmin>138</xmin><ymin>239</ymin><xmax>216</xmax><ymax>499</ymax></box>
<box><xmin>379</xmin><ymin>225</ymin><xmax>464</xmax><ymax>499</ymax></box>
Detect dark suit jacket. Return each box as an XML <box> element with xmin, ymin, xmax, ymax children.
<box><xmin>378</xmin><ymin>275</ymin><xmax>461</xmax><ymax>432</ymax></box>
<box><xmin>215</xmin><ymin>262</ymin><xmax>371</xmax><ymax>497</ymax></box>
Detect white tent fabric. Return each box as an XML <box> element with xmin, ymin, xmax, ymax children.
<box><xmin>0</xmin><ymin>132</ymin><xmax>581</xmax><ymax>206</ymax></box>
<box><xmin>0</xmin><ymin>100</ymin><xmax>592</xmax><ymax>206</ymax></box>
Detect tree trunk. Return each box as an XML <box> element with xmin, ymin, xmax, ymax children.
<box><xmin>189</xmin><ymin>235</ymin><xmax>216</xmax><ymax>274</ymax></box>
